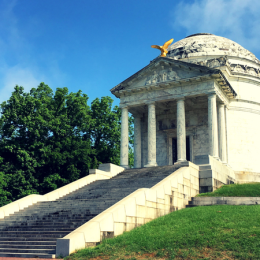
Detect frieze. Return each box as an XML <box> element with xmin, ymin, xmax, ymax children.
<box><xmin>145</xmin><ymin>67</ymin><xmax>180</xmax><ymax>85</ymax></box>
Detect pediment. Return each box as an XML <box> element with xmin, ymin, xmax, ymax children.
<box><xmin>111</xmin><ymin>57</ymin><xmax>220</xmax><ymax>93</ymax></box>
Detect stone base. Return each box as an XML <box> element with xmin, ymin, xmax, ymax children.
<box><xmin>144</xmin><ymin>162</ymin><xmax>158</xmax><ymax>167</ymax></box>
<box><xmin>194</xmin><ymin>155</ymin><xmax>236</xmax><ymax>193</ymax></box>
<box><xmin>235</xmin><ymin>171</ymin><xmax>260</xmax><ymax>184</ymax></box>
<box><xmin>174</xmin><ymin>160</ymin><xmax>189</xmax><ymax>167</ymax></box>
<box><xmin>120</xmin><ymin>165</ymin><xmax>130</xmax><ymax>169</ymax></box>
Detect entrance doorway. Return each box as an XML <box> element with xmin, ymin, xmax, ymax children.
<box><xmin>172</xmin><ymin>137</ymin><xmax>190</xmax><ymax>163</ymax></box>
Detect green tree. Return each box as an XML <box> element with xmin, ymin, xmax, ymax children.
<box><xmin>0</xmin><ymin>83</ymin><xmax>133</xmax><ymax>206</ymax></box>
<box><xmin>0</xmin><ymin>83</ymin><xmax>93</xmax><ymax>202</ymax></box>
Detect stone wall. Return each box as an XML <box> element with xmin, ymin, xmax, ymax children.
<box><xmin>227</xmin><ymin>105</ymin><xmax>260</xmax><ymax>174</ymax></box>
<box><xmin>225</xmin><ymin>77</ymin><xmax>260</xmax><ymax>175</ymax></box>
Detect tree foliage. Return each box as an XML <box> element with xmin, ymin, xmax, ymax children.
<box><xmin>0</xmin><ymin>83</ymin><xmax>133</xmax><ymax>206</ymax></box>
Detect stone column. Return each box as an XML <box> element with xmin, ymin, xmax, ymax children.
<box><xmin>120</xmin><ymin>106</ymin><xmax>129</xmax><ymax>168</ymax></box>
<box><xmin>218</xmin><ymin>103</ymin><xmax>227</xmax><ymax>163</ymax></box>
<box><xmin>134</xmin><ymin>115</ymin><xmax>142</xmax><ymax>168</ymax></box>
<box><xmin>177</xmin><ymin>98</ymin><xmax>187</xmax><ymax>162</ymax></box>
<box><xmin>208</xmin><ymin>93</ymin><xmax>219</xmax><ymax>158</ymax></box>
<box><xmin>144</xmin><ymin>102</ymin><xmax>158</xmax><ymax>167</ymax></box>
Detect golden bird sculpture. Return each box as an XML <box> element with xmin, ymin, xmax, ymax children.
<box><xmin>151</xmin><ymin>38</ymin><xmax>174</xmax><ymax>57</ymax></box>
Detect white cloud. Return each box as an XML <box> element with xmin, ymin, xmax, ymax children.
<box><xmin>0</xmin><ymin>65</ymin><xmax>42</xmax><ymax>104</ymax></box>
<box><xmin>0</xmin><ymin>0</ymin><xmax>41</xmax><ymax>104</ymax></box>
<box><xmin>0</xmin><ymin>0</ymin><xmax>67</xmax><ymax>104</ymax></box>
<box><xmin>171</xmin><ymin>0</ymin><xmax>260</xmax><ymax>54</ymax></box>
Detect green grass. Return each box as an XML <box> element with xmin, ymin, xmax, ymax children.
<box><xmin>196</xmin><ymin>182</ymin><xmax>260</xmax><ymax>197</ymax></box>
<box><xmin>65</xmin><ymin>205</ymin><xmax>260</xmax><ymax>260</ymax></box>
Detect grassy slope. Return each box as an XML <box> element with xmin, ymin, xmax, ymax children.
<box><xmin>197</xmin><ymin>183</ymin><xmax>260</xmax><ymax>197</ymax></box>
<box><xmin>65</xmin><ymin>205</ymin><xmax>260</xmax><ymax>260</ymax></box>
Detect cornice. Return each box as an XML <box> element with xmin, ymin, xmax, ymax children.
<box><xmin>114</xmin><ymin>72</ymin><xmax>236</xmax><ymax>100</ymax></box>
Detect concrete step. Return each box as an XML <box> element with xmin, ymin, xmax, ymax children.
<box><xmin>0</xmin><ymin>252</ymin><xmax>55</xmax><ymax>258</ymax></box>
<box><xmin>1</xmin><ymin>228</ymin><xmax>75</xmax><ymax>231</ymax></box>
<box><xmin>10</xmin><ymin>210</ymin><xmax>104</xmax><ymax>216</ymax></box>
<box><xmin>34</xmin><ymin>202</ymin><xmax>118</xmax><ymax>208</ymax></box>
<box><xmin>0</xmin><ymin>241</ymin><xmax>56</xmax><ymax>246</ymax></box>
<box><xmin>199</xmin><ymin>164</ymin><xmax>211</xmax><ymax>170</ymax></box>
<box><xmin>14</xmin><ymin>205</ymin><xmax>110</xmax><ymax>210</ymax></box>
<box><xmin>0</xmin><ymin>237</ymin><xmax>57</xmax><ymax>242</ymax></box>
<box><xmin>0</xmin><ymin>248</ymin><xmax>55</xmax><ymax>254</ymax></box>
<box><xmin>37</xmin><ymin>198</ymin><xmax>117</xmax><ymax>203</ymax></box>
<box><xmin>0</xmin><ymin>220</ymin><xmax>86</xmax><ymax>225</ymax></box>
<box><xmin>0</xmin><ymin>233</ymin><xmax>69</xmax><ymax>238</ymax></box>
<box><xmin>0</xmin><ymin>244</ymin><xmax>56</xmax><ymax>249</ymax></box>
<box><xmin>8</xmin><ymin>213</ymin><xmax>97</xmax><ymax>217</ymax></box>
<box><xmin>0</xmin><ymin>224</ymin><xmax>83</xmax><ymax>230</ymax></box>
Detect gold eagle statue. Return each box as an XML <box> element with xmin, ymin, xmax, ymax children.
<box><xmin>151</xmin><ymin>38</ymin><xmax>174</xmax><ymax>57</ymax></box>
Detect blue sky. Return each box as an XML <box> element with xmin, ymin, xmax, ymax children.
<box><xmin>0</xmin><ymin>0</ymin><xmax>260</xmax><ymax>107</ymax></box>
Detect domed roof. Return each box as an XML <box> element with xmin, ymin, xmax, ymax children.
<box><xmin>167</xmin><ymin>33</ymin><xmax>259</xmax><ymax>64</ymax></box>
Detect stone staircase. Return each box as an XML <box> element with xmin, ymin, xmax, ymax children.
<box><xmin>0</xmin><ymin>165</ymin><xmax>179</xmax><ymax>258</ymax></box>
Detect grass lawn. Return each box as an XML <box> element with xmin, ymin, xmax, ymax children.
<box><xmin>196</xmin><ymin>182</ymin><xmax>260</xmax><ymax>197</ymax></box>
<box><xmin>65</xmin><ymin>205</ymin><xmax>260</xmax><ymax>260</ymax></box>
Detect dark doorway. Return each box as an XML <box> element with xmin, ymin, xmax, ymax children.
<box><xmin>172</xmin><ymin>136</ymin><xmax>190</xmax><ymax>163</ymax></box>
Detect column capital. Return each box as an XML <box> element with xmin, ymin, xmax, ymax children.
<box><xmin>218</xmin><ymin>102</ymin><xmax>225</xmax><ymax>107</ymax></box>
<box><xmin>145</xmin><ymin>101</ymin><xmax>156</xmax><ymax>106</ymax></box>
<box><xmin>119</xmin><ymin>104</ymin><xmax>129</xmax><ymax>109</ymax></box>
<box><xmin>208</xmin><ymin>91</ymin><xmax>217</xmax><ymax>98</ymax></box>
<box><xmin>176</xmin><ymin>96</ymin><xmax>185</xmax><ymax>101</ymax></box>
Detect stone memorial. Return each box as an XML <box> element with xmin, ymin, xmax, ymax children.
<box><xmin>2</xmin><ymin>33</ymin><xmax>260</xmax><ymax>258</ymax></box>
<box><xmin>111</xmin><ymin>33</ymin><xmax>260</xmax><ymax>190</ymax></box>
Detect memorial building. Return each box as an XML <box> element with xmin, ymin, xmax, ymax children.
<box><xmin>2</xmin><ymin>33</ymin><xmax>260</xmax><ymax>258</ymax></box>
<box><xmin>111</xmin><ymin>33</ymin><xmax>260</xmax><ymax>189</ymax></box>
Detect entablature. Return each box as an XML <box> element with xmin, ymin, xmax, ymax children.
<box><xmin>111</xmin><ymin>57</ymin><xmax>237</xmax><ymax>101</ymax></box>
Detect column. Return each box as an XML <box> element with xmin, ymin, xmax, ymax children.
<box><xmin>208</xmin><ymin>93</ymin><xmax>219</xmax><ymax>158</ymax></box>
<box><xmin>120</xmin><ymin>106</ymin><xmax>129</xmax><ymax>168</ymax></box>
<box><xmin>134</xmin><ymin>115</ymin><xmax>142</xmax><ymax>168</ymax></box>
<box><xmin>218</xmin><ymin>103</ymin><xmax>227</xmax><ymax>163</ymax></box>
<box><xmin>144</xmin><ymin>102</ymin><xmax>158</xmax><ymax>167</ymax></box>
<box><xmin>177</xmin><ymin>98</ymin><xmax>187</xmax><ymax>162</ymax></box>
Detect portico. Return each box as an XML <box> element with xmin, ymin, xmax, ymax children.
<box><xmin>119</xmin><ymin>89</ymin><xmax>229</xmax><ymax>169</ymax></box>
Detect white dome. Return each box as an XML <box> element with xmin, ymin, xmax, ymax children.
<box><xmin>167</xmin><ymin>33</ymin><xmax>259</xmax><ymax>64</ymax></box>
